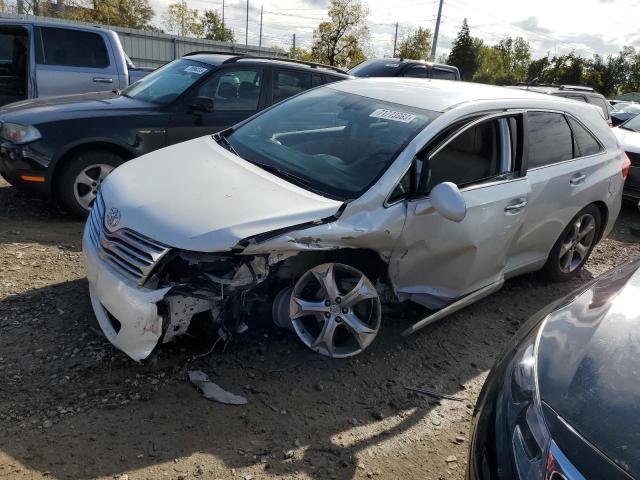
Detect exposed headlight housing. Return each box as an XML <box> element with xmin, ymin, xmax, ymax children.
<box><xmin>0</xmin><ymin>123</ymin><xmax>42</xmax><ymax>144</ymax></box>
<box><xmin>503</xmin><ymin>323</ymin><xmax>551</xmax><ymax>480</ymax></box>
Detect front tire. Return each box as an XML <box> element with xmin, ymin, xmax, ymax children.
<box><xmin>543</xmin><ymin>205</ymin><xmax>601</xmax><ymax>282</ymax></box>
<box><xmin>56</xmin><ymin>150</ymin><xmax>123</xmax><ymax>218</ymax></box>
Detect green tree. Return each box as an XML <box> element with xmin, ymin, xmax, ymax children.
<box><xmin>310</xmin><ymin>0</ymin><xmax>370</xmax><ymax>67</ymax></box>
<box><xmin>397</xmin><ymin>26</ymin><xmax>431</xmax><ymax>60</ymax></box>
<box><xmin>164</xmin><ymin>1</ymin><xmax>202</xmax><ymax>37</ymax></box>
<box><xmin>447</xmin><ymin>19</ymin><xmax>478</xmax><ymax>81</ymax></box>
<box><xmin>200</xmin><ymin>10</ymin><xmax>234</xmax><ymax>42</ymax></box>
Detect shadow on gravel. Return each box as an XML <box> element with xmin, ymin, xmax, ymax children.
<box><xmin>0</xmin><ymin>267</ymin><xmax>594</xmax><ymax>479</ymax></box>
<box><xmin>0</xmin><ymin>180</ymin><xmax>83</xmax><ymax>250</ymax></box>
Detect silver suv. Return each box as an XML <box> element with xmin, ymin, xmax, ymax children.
<box><xmin>83</xmin><ymin>78</ymin><xmax>626</xmax><ymax>361</ymax></box>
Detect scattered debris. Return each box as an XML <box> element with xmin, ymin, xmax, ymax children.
<box><xmin>188</xmin><ymin>371</ymin><xmax>248</xmax><ymax>405</ymax></box>
<box><xmin>405</xmin><ymin>386</ymin><xmax>465</xmax><ymax>402</ymax></box>
<box><xmin>445</xmin><ymin>455</ymin><xmax>457</xmax><ymax>463</ymax></box>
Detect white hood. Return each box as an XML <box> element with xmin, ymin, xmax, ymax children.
<box><xmin>100</xmin><ymin>136</ymin><xmax>343</xmax><ymax>252</ymax></box>
<box><xmin>613</xmin><ymin>126</ymin><xmax>640</xmax><ymax>152</ymax></box>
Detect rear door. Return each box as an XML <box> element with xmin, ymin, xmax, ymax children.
<box><xmin>388</xmin><ymin>113</ymin><xmax>531</xmax><ymax>309</ymax></box>
<box><xmin>35</xmin><ymin>26</ymin><xmax>119</xmax><ymax>97</ymax></box>
<box><xmin>506</xmin><ymin>111</ymin><xmax>607</xmax><ymax>271</ymax></box>
<box><xmin>166</xmin><ymin>66</ymin><xmax>265</xmax><ymax>145</ymax></box>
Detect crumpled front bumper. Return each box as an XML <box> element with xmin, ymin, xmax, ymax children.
<box><xmin>83</xmin><ymin>222</ymin><xmax>170</xmax><ymax>361</ymax></box>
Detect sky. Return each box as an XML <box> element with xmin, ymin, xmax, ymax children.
<box><xmin>147</xmin><ymin>0</ymin><xmax>640</xmax><ymax>60</ymax></box>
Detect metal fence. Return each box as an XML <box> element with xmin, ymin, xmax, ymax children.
<box><xmin>1</xmin><ymin>12</ymin><xmax>283</xmax><ymax>69</ymax></box>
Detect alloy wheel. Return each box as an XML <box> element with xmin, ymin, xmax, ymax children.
<box><xmin>558</xmin><ymin>213</ymin><xmax>597</xmax><ymax>273</ymax></box>
<box><xmin>73</xmin><ymin>163</ymin><xmax>114</xmax><ymax>211</ymax></box>
<box><xmin>289</xmin><ymin>263</ymin><xmax>381</xmax><ymax>358</ymax></box>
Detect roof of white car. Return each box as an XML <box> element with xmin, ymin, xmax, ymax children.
<box><xmin>328</xmin><ymin>77</ymin><xmax>559</xmax><ymax>112</ymax></box>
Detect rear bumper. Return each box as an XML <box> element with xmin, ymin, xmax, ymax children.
<box><xmin>83</xmin><ymin>221</ymin><xmax>170</xmax><ymax>361</ymax></box>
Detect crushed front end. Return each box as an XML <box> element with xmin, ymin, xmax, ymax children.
<box><xmin>83</xmin><ymin>196</ymin><xmax>269</xmax><ymax>361</ymax></box>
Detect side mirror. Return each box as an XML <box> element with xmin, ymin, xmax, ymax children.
<box><xmin>430</xmin><ymin>182</ymin><xmax>467</xmax><ymax>222</ymax></box>
<box><xmin>191</xmin><ymin>96</ymin><xmax>214</xmax><ymax>112</ymax></box>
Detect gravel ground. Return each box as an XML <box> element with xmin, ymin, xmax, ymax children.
<box><xmin>1</xmin><ymin>176</ymin><xmax>639</xmax><ymax>480</ymax></box>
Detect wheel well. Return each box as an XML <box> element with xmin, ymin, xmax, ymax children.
<box><xmin>271</xmin><ymin>248</ymin><xmax>389</xmax><ymax>285</ymax></box>
<box><xmin>591</xmin><ymin>201</ymin><xmax>609</xmax><ymax>242</ymax></box>
<box><xmin>51</xmin><ymin>142</ymin><xmax>134</xmax><ymax>198</ymax></box>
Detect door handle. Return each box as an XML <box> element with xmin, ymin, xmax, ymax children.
<box><xmin>504</xmin><ymin>200</ymin><xmax>528</xmax><ymax>212</ymax></box>
<box><xmin>570</xmin><ymin>174</ymin><xmax>586</xmax><ymax>186</ymax></box>
<box><xmin>93</xmin><ymin>77</ymin><xmax>113</xmax><ymax>83</ymax></box>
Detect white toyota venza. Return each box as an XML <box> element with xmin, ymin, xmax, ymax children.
<box><xmin>83</xmin><ymin>78</ymin><xmax>627</xmax><ymax>361</ymax></box>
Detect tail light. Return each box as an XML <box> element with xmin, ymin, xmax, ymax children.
<box><xmin>622</xmin><ymin>152</ymin><xmax>631</xmax><ymax>180</ymax></box>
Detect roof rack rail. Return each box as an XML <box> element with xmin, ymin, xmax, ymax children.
<box><xmin>559</xmin><ymin>84</ymin><xmax>595</xmax><ymax>92</ymax></box>
<box><xmin>181</xmin><ymin>51</ymin><xmax>348</xmax><ymax>74</ymax></box>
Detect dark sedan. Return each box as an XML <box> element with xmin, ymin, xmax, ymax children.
<box><xmin>0</xmin><ymin>53</ymin><xmax>349</xmax><ymax>216</ymax></box>
<box><xmin>468</xmin><ymin>259</ymin><xmax>640</xmax><ymax>480</ymax></box>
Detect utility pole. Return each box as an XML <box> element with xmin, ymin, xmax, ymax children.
<box><xmin>292</xmin><ymin>33</ymin><xmax>296</xmax><ymax>59</ymax></box>
<box><xmin>222</xmin><ymin>0</ymin><xmax>225</xmax><ymax>28</ymax></box>
<box><xmin>393</xmin><ymin>22</ymin><xmax>398</xmax><ymax>58</ymax></box>
<box><xmin>259</xmin><ymin>5</ymin><xmax>263</xmax><ymax>49</ymax></box>
<box><xmin>430</xmin><ymin>0</ymin><xmax>444</xmax><ymax>60</ymax></box>
<box><xmin>245</xmin><ymin>0</ymin><xmax>249</xmax><ymax>51</ymax></box>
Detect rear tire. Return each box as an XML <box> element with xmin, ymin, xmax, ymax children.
<box><xmin>56</xmin><ymin>150</ymin><xmax>124</xmax><ymax>218</ymax></box>
<box><xmin>543</xmin><ymin>205</ymin><xmax>601</xmax><ymax>282</ymax></box>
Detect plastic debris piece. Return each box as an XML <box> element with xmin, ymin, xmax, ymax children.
<box><xmin>188</xmin><ymin>370</ymin><xmax>248</xmax><ymax>405</ymax></box>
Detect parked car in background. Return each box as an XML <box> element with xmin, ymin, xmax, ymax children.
<box><xmin>349</xmin><ymin>58</ymin><xmax>460</xmax><ymax>80</ymax></box>
<box><xmin>611</xmin><ymin>102</ymin><xmax>640</xmax><ymax>126</ymax></box>
<box><xmin>511</xmin><ymin>84</ymin><xmax>613</xmax><ymax>126</ymax></box>
<box><xmin>468</xmin><ymin>259</ymin><xmax>640</xmax><ymax>480</ymax></box>
<box><xmin>612</xmin><ymin>91</ymin><xmax>640</xmax><ymax>104</ymax></box>
<box><xmin>83</xmin><ymin>79</ymin><xmax>625</xmax><ymax>362</ymax></box>
<box><xmin>0</xmin><ymin>53</ymin><xmax>350</xmax><ymax>215</ymax></box>
<box><xmin>0</xmin><ymin>18</ymin><xmax>152</xmax><ymax>107</ymax></box>
<box><xmin>612</xmin><ymin>115</ymin><xmax>640</xmax><ymax>201</ymax></box>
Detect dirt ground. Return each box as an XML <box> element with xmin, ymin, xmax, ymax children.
<box><xmin>1</xmin><ymin>176</ymin><xmax>639</xmax><ymax>480</ymax></box>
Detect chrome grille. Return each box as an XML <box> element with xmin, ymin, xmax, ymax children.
<box><xmin>87</xmin><ymin>194</ymin><xmax>170</xmax><ymax>284</ymax></box>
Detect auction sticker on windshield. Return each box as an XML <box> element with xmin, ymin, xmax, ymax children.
<box><xmin>370</xmin><ymin>108</ymin><xmax>417</xmax><ymax>123</ymax></box>
<box><xmin>184</xmin><ymin>66</ymin><xmax>209</xmax><ymax>75</ymax></box>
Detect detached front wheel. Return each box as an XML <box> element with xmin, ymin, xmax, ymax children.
<box><xmin>285</xmin><ymin>263</ymin><xmax>382</xmax><ymax>358</ymax></box>
<box><xmin>57</xmin><ymin>150</ymin><xmax>123</xmax><ymax>218</ymax></box>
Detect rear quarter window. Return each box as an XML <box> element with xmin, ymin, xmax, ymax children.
<box><xmin>568</xmin><ymin>117</ymin><xmax>603</xmax><ymax>157</ymax></box>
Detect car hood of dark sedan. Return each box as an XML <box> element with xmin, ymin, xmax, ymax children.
<box><xmin>537</xmin><ymin>261</ymin><xmax>640</xmax><ymax>477</ymax></box>
<box><xmin>0</xmin><ymin>91</ymin><xmax>153</xmax><ymax>123</ymax></box>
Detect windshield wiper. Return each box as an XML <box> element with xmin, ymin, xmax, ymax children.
<box><xmin>248</xmin><ymin>161</ymin><xmax>313</xmax><ymax>188</ymax></box>
<box><xmin>215</xmin><ymin>132</ymin><xmax>238</xmax><ymax>155</ymax></box>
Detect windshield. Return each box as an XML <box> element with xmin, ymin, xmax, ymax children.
<box><xmin>622</xmin><ymin>114</ymin><xmax>640</xmax><ymax>131</ymax></box>
<box><xmin>226</xmin><ymin>87</ymin><xmax>439</xmax><ymax>200</ymax></box>
<box><xmin>121</xmin><ymin>59</ymin><xmax>213</xmax><ymax>104</ymax></box>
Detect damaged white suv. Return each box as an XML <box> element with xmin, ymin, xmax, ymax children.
<box><xmin>83</xmin><ymin>78</ymin><xmax>626</xmax><ymax>361</ymax></box>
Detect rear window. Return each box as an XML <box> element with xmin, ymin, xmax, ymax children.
<box><xmin>527</xmin><ymin>112</ymin><xmax>574</xmax><ymax>168</ymax></box>
<box><xmin>431</xmin><ymin>68</ymin><xmax>458</xmax><ymax>80</ymax></box>
<box><xmin>349</xmin><ymin>60</ymin><xmax>402</xmax><ymax>77</ymax></box>
<box><xmin>40</xmin><ymin>27</ymin><xmax>109</xmax><ymax>68</ymax></box>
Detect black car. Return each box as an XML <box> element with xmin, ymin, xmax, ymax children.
<box><xmin>512</xmin><ymin>84</ymin><xmax>613</xmax><ymax>127</ymax></box>
<box><xmin>0</xmin><ymin>53</ymin><xmax>349</xmax><ymax>216</ymax></box>
<box><xmin>348</xmin><ymin>58</ymin><xmax>460</xmax><ymax>81</ymax></box>
<box><xmin>468</xmin><ymin>259</ymin><xmax>640</xmax><ymax>480</ymax></box>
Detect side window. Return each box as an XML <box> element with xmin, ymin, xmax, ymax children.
<box><xmin>431</xmin><ymin>68</ymin><xmax>457</xmax><ymax>80</ymax></box>
<box><xmin>272</xmin><ymin>69</ymin><xmax>312</xmax><ymax>104</ymax></box>
<box><xmin>568</xmin><ymin>117</ymin><xmax>602</xmax><ymax>157</ymax></box>
<box><xmin>403</xmin><ymin>66</ymin><xmax>430</xmax><ymax>78</ymax></box>
<box><xmin>40</xmin><ymin>28</ymin><xmax>109</xmax><ymax>68</ymax></box>
<box><xmin>588</xmin><ymin>96</ymin><xmax>610</xmax><ymax>119</ymax></box>
<box><xmin>426</xmin><ymin>118</ymin><xmax>507</xmax><ymax>192</ymax></box>
<box><xmin>527</xmin><ymin>112</ymin><xmax>574</xmax><ymax>169</ymax></box>
<box><xmin>312</xmin><ymin>74</ymin><xmax>323</xmax><ymax>87</ymax></box>
<box><xmin>560</xmin><ymin>94</ymin><xmax>587</xmax><ymax>102</ymax></box>
<box><xmin>388</xmin><ymin>166</ymin><xmax>415</xmax><ymax>204</ymax></box>
<box><xmin>324</xmin><ymin>75</ymin><xmax>342</xmax><ymax>85</ymax></box>
<box><xmin>196</xmin><ymin>68</ymin><xmax>262</xmax><ymax>111</ymax></box>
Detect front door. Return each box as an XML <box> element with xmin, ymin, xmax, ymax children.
<box><xmin>166</xmin><ymin>66</ymin><xmax>265</xmax><ymax>146</ymax></box>
<box><xmin>389</xmin><ymin>114</ymin><xmax>531</xmax><ymax>309</ymax></box>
